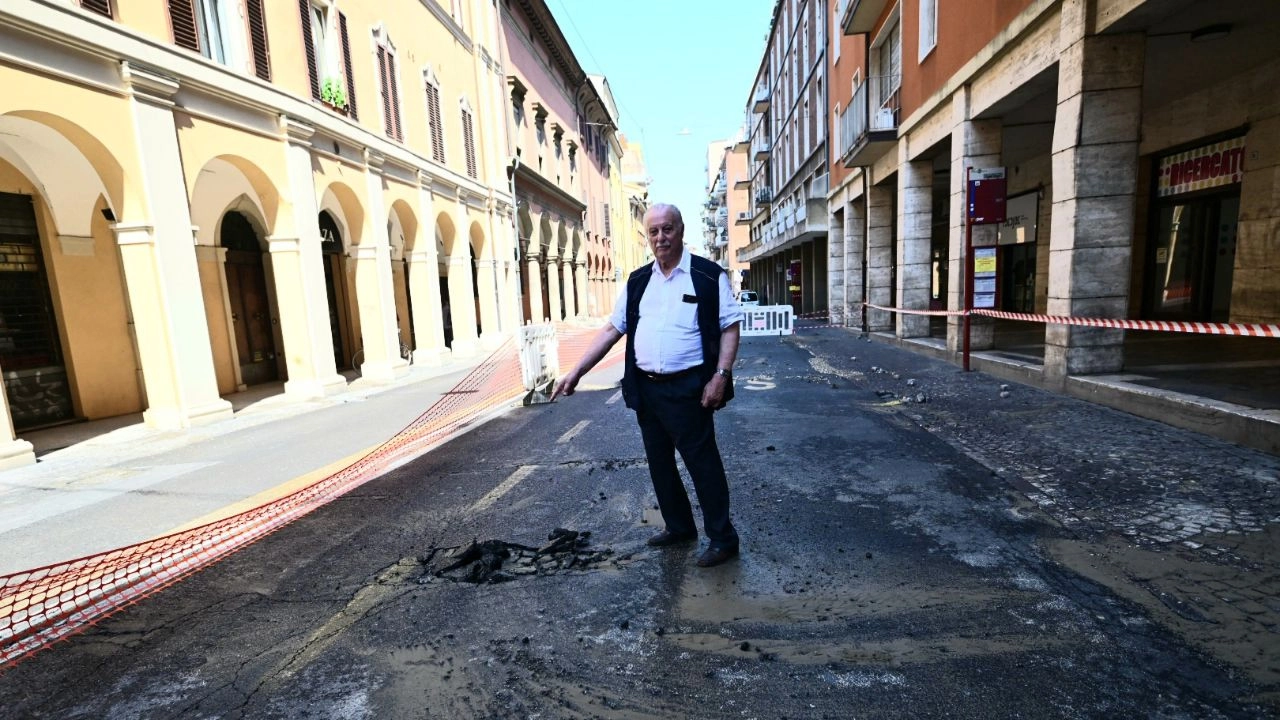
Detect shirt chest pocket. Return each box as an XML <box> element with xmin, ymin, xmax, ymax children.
<box><xmin>674</xmin><ymin>297</ymin><xmax>699</xmax><ymax>330</ymax></box>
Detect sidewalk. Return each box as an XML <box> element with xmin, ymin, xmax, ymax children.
<box><xmin>0</xmin><ymin>353</ymin><xmax>492</xmax><ymax>575</ymax></box>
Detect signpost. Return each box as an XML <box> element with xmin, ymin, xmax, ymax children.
<box><xmin>964</xmin><ymin>167</ymin><xmax>1007</xmax><ymax>371</ymax></box>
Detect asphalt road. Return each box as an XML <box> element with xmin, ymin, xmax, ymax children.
<box><xmin>2</xmin><ymin>329</ymin><xmax>1274</xmax><ymax>719</ymax></box>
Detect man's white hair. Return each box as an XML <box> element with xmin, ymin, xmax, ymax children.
<box><xmin>644</xmin><ymin>203</ymin><xmax>684</xmax><ymax>229</ymax></box>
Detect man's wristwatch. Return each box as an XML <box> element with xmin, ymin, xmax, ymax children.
<box><xmin>715</xmin><ymin>368</ymin><xmax>732</xmax><ymax>379</ymax></box>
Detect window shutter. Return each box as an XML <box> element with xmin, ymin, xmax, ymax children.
<box><xmin>168</xmin><ymin>0</ymin><xmax>200</xmax><ymax>52</ymax></box>
<box><xmin>80</xmin><ymin>0</ymin><xmax>113</xmax><ymax>19</ymax></box>
<box><xmin>339</xmin><ymin>12</ymin><xmax>358</xmax><ymax>119</ymax></box>
<box><xmin>388</xmin><ymin>53</ymin><xmax>402</xmax><ymax>140</ymax></box>
<box><xmin>245</xmin><ymin>0</ymin><xmax>271</xmax><ymax>81</ymax></box>
<box><xmin>462</xmin><ymin>109</ymin><xmax>477</xmax><ymax>178</ymax></box>
<box><xmin>378</xmin><ymin>47</ymin><xmax>393</xmax><ymax>136</ymax></box>
<box><xmin>298</xmin><ymin>0</ymin><xmax>319</xmax><ymax>99</ymax></box>
<box><xmin>426</xmin><ymin>84</ymin><xmax>445</xmax><ymax>163</ymax></box>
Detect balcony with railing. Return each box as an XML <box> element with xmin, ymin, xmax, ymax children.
<box><xmin>751</xmin><ymin>187</ymin><xmax>772</xmax><ymax>222</ymax></box>
<box><xmin>752</xmin><ymin>86</ymin><xmax>772</xmax><ymax>113</ymax></box>
<box><xmin>753</xmin><ymin>138</ymin><xmax>771</xmax><ymax>161</ymax></box>
<box><xmin>840</xmin><ymin>75</ymin><xmax>900</xmax><ymax>168</ymax></box>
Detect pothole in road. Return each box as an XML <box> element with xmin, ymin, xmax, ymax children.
<box><xmin>424</xmin><ymin>528</ymin><xmax>636</xmax><ymax>584</ymax></box>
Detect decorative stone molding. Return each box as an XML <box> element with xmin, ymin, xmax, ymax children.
<box><xmin>120</xmin><ymin>61</ymin><xmax>179</xmax><ymax>106</ymax></box>
<box><xmin>280</xmin><ymin>116</ymin><xmax>316</xmax><ymax>146</ymax></box>
<box><xmin>112</xmin><ymin>223</ymin><xmax>155</xmax><ymax>246</ymax></box>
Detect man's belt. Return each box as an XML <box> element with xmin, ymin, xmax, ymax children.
<box><xmin>638</xmin><ymin>365</ymin><xmax>702</xmax><ymax>382</ymax></box>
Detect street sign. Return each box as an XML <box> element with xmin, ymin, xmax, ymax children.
<box><xmin>967</xmin><ymin>167</ymin><xmax>1007</xmax><ymax>224</ymax></box>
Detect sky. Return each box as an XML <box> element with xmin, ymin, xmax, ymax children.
<box><xmin>547</xmin><ymin>0</ymin><xmax>777</xmax><ymax>252</ymax></box>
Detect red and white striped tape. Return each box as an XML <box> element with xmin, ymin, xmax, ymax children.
<box><xmin>971</xmin><ymin>309</ymin><xmax>1280</xmax><ymax>337</ymax></box>
<box><xmin>858</xmin><ymin>303</ymin><xmax>1279</xmax><ymax>337</ymax></box>
<box><xmin>864</xmin><ymin>303</ymin><xmax>965</xmax><ymax>317</ymax></box>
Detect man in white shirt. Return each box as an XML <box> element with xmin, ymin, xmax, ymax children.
<box><xmin>551</xmin><ymin>203</ymin><xmax>743</xmax><ymax>568</ymax></box>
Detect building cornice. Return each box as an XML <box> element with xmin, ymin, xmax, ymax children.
<box><xmin>508</xmin><ymin>0</ymin><xmax>586</xmax><ymax>89</ymax></box>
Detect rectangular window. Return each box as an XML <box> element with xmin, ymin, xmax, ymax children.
<box><xmin>875</xmin><ymin>17</ymin><xmax>902</xmax><ymax>106</ymax></box>
<box><xmin>300</xmin><ymin>1</ymin><xmax>356</xmax><ymax>117</ymax></box>
<box><xmin>919</xmin><ymin>0</ymin><xmax>938</xmax><ymax>60</ymax></box>
<box><xmin>426</xmin><ymin>83</ymin><xmax>445</xmax><ymax>163</ymax></box>
<box><xmin>603</xmin><ymin>203</ymin><xmax>611</xmax><ymax>236</ymax></box>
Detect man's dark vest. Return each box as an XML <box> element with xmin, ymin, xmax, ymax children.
<box><xmin>620</xmin><ymin>254</ymin><xmax>734</xmax><ymax>410</ymax></box>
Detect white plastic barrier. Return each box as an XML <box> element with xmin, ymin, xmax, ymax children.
<box><xmin>741</xmin><ymin>305</ymin><xmax>795</xmax><ymax>337</ymax></box>
<box><xmin>517</xmin><ymin>323</ymin><xmax>559</xmax><ymax>402</ymax></box>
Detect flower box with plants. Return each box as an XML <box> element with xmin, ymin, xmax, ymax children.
<box><xmin>321</xmin><ymin>78</ymin><xmax>349</xmax><ymax>114</ymax></box>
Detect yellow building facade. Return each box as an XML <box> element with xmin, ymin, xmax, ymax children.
<box><xmin>0</xmin><ymin>0</ymin><xmax>522</xmax><ymax>467</ymax></box>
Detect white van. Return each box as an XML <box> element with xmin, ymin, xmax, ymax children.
<box><xmin>737</xmin><ymin>290</ymin><xmax>759</xmax><ymax>306</ymax></box>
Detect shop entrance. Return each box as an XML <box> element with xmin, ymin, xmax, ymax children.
<box><xmin>1146</xmin><ymin>193</ymin><xmax>1238</xmax><ymax>322</ymax></box>
<box><xmin>1000</xmin><ymin>243</ymin><xmax>1036</xmax><ymax>314</ymax></box>
<box><xmin>0</xmin><ymin>192</ymin><xmax>72</xmax><ymax>429</ymax></box>
<box><xmin>221</xmin><ymin>211</ymin><xmax>279</xmax><ymax>386</ymax></box>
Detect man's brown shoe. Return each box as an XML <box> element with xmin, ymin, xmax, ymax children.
<box><xmin>695</xmin><ymin>545</ymin><xmax>739</xmax><ymax>567</ymax></box>
<box><xmin>646</xmin><ymin>530</ymin><xmax>697</xmax><ymax>547</ymax></box>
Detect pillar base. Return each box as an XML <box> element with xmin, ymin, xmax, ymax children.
<box><xmin>479</xmin><ymin>331</ymin><xmax>506</xmax><ymax>351</ymax></box>
<box><xmin>143</xmin><ymin>398</ymin><xmax>234</xmax><ymax>430</ymax></box>
<box><xmin>449</xmin><ymin>338</ymin><xmax>481</xmax><ymax>359</ymax></box>
<box><xmin>283</xmin><ymin>373</ymin><xmax>350</xmax><ymax>400</ymax></box>
<box><xmin>0</xmin><ymin>439</ymin><xmax>36</xmax><ymax>470</ymax></box>
<box><xmin>358</xmin><ymin>358</ymin><xmax>411</xmax><ymax>383</ymax></box>
<box><xmin>411</xmin><ymin>346</ymin><xmax>452</xmax><ymax>367</ymax></box>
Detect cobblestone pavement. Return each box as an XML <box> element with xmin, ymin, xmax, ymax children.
<box><xmin>787</xmin><ymin>327</ymin><xmax>1280</xmax><ymax>701</ymax></box>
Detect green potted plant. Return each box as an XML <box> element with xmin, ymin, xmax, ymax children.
<box><xmin>321</xmin><ymin>77</ymin><xmax>348</xmax><ymax>112</ymax></box>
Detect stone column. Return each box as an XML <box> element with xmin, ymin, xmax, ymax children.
<box><xmin>355</xmin><ymin>152</ymin><xmax>408</xmax><ymax>382</ymax></box>
<box><xmin>897</xmin><ymin>153</ymin><xmax>933</xmax><ymax>338</ymax></box>
<box><xmin>1045</xmin><ymin>9</ymin><xmax>1144</xmax><ymax>380</ymax></box>
<box><xmin>474</xmin><ymin>255</ymin><xmax>502</xmax><ymax>349</ymax></box>
<box><xmin>269</xmin><ymin>119</ymin><xmax>347</xmax><ymax>398</ymax></box>
<box><xmin>866</xmin><ymin>183</ymin><xmax>895</xmax><ymax>331</ymax></box>
<box><xmin>449</xmin><ymin>197</ymin><xmax>481</xmax><ymax>357</ymax></box>
<box><xmin>948</xmin><ymin>92</ymin><xmax>1003</xmax><ymax>354</ymax></box>
<box><xmin>561</xmin><ymin>252</ymin><xmax>577</xmax><ymax>319</ymax></box>
<box><xmin>574</xmin><ymin>261</ymin><xmax>589</xmax><ymax>318</ymax></box>
<box><xmin>546</xmin><ymin>254</ymin><xmax>563</xmax><ymax>322</ymax></box>
<box><xmin>410</xmin><ymin>176</ymin><xmax>449</xmax><ymax>365</ymax></box>
<box><xmin>828</xmin><ymin>208</ymin><xmax>846</xmax><ymax>327</ymax></box>
<box><xmin>1236</xmin><ymin>117</ymin><xmax>1280</xmax><ymax>323</ymax></box>
<box><xmin>526</xmin><ymin>251</ymin><xmax>544</xmax><ymax>323</ymax></box>
<box><xmin>117</xmin><ymin>65</ymin><xmax>232</xmax><ymax>427</ymax></box>
<box><xmin>844</xmin><ymin>189</ymin><xmax>867</xmax><ymax>328</ymax></box>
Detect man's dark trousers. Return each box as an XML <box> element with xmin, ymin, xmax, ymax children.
<box><xmin>635</xmin><ymin>372</ymin><xmax>739</xmax><ymax>550</ymax></box>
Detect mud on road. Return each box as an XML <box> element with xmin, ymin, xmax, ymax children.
<box><xmin>1</xmin><ymin>329</ymin><xmax>1274</xmax><ymax>719</ymax></box>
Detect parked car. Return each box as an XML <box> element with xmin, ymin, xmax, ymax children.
<box><xmin>737</xmin><ymin>290</ymin><xmax>759</xmax><ymax>306</ymax></box>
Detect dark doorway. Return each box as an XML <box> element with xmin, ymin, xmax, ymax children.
<box><xmin>319</xmin><ymin>211</ymin><xmax>352</xmax><ymax>368</ymax></box>
<box><xmin>0</xmin><ymin>192</ymin><xmax>72</xmax><ymax>430</ymax></box>
<box><xmin>221</xmin><ymin>212</ymin><xmax>279</xmax><ymax>385</ymax></box>
<box><xmin>1146</xmin><ymin>193</ymin><xmax>1238</xmax><ymax>322</ymax></box>
<box><xmin>1000</xmin><ymin>242</ymin><xmax>1036</xmax><ymax>314</ymax></box>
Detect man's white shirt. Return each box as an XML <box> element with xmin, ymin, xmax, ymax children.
<box><xmin>608</xmin><ymin>249</ymin><xmax>743</xmax><ymax>374</ymax></box>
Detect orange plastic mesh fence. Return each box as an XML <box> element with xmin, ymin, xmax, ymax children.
<box><xmin>0</xmin><ymin>325</ymin><xmax>615</xmax><ymax>669</ymax></box>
